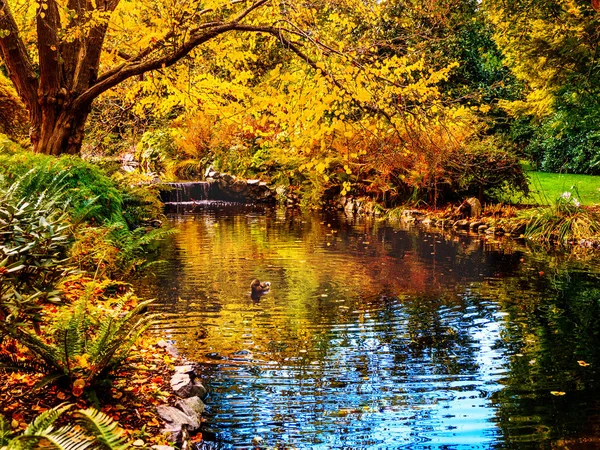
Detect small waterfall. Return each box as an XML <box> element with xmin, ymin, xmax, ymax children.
<box><xmin>161</xmin><ymin>182</ymin><xmax>212</xmax><ymax>203</ymax></box>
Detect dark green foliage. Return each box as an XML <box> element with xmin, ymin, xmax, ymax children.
<box><xmin>380</xmin><ymin>0</ymin><xmax>521</xmax><ymax>110</ymax></box>
<box><xmin>0</xmin><ymin>174</ymin><xmax>74</xmax><ymax>332</ymax></box>
<box><xmin>484</xmin><ymin>0</ymin><xmax>600</xmax><ymax>174</ymax></box>
<box><xmin>525</xmin><ymin>96</ymin><xmax>600</xmax><ymax>174</ymax></box>
<box><xmin>0</xmin><ymin>139</ymin><xmax>123</xmax><ymax>224</ymax></box>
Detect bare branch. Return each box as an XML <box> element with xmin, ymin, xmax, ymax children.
<box><xmin>234</xmin><ymin>0</ymin><xmax>270</xmax><ymax>22</ymax></box>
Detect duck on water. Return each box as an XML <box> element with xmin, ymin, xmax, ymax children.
<box><xmin>250</xmin><ymin>279</ymin><xmax>270</xmax><ymax>300</ymax></box>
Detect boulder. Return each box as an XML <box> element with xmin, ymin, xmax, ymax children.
<box><xmin>171</xmin><ymin>373</ymin><xmax>208</xmax><ymax>399</ymax></box>
<box><xmin>402</xmin><ymin>210</ymin><xmax>425</xmax><ymax>219</ymax></box>
<box><xmin>221</xmin><ymin>174</ymin><xmax>235</xmax><ymax>184</ymax></box>
<box><xmin>173</xmin><ymin>365</ymin><xmax>195</xmax><ymax>375</ymax></box>
<box><xmin>230</xmin><ymin>180</ymin><xmax>248</xmax><ymax>193</ymax></box>
<box><xmin>176</xmin><ymin>396</ymin><xmax>205</xmax><ymax>425</ymax></box>
<box><xmin>453</xmin><ymin>219</ymin><xmax>470</xmax><ymax>229</ymax></box>
<box><xmin>466</xmin><ymin>197</ymin><xmax>482</xmax><ymax>218</ymax></box>
<box><xmin>157</xmin><ymin>405</ymin><xmax>199</xmax><ymax>432</ymax></box>
<box><xmin>157</xmin><ymin>339</ymin><xmax>179</xmax><ymax>357</ymax></box>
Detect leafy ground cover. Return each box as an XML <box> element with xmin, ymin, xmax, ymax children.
<box><xmin>0</xmin><ymin>329</ymin><xmax>180</xmax><ymax>446</ymax></box>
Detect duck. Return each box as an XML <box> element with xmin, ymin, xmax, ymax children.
<box><xmin>250</xmin><ymin>279</ymin><xmax>271</xmax><ymax>296</ymax></box>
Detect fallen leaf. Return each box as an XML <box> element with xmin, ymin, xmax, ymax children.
<box><xmin>73</xmin><ymin>379</ymin><xmax>86</xmax><ymax>397</ymax></box>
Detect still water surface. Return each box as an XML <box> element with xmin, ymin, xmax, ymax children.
<box><xmin>138</xmin><ymin>203</ymin><xmax>600</xmax><ymax>449</ymax></box>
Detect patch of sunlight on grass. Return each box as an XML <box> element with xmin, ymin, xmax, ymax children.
<box><xmin>521</xmin><ymin>171</ymin><xmax>600</xmax><ymax>206</ymax></box>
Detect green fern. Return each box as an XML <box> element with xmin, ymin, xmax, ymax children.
<box><xmin>1</xmin><ymin>289</ymin><xmax>157</xmax><ymax>392</ymax></box>
<box><xmin>21</xmin><ymin>404</ymin><xmax>73</xmax><ymax>436</ymax></box>
<box><xmin>1</xmin><ymin>404</ymin><xmax>128</xmax><ymax>450</ymax></box>
<box><xmin>75</xmin><ymin>409</ymin><xmax>128</xmax><ymax>450</ymax></box>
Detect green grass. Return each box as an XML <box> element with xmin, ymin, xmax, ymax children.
<box><xmin>510</xmin><ymin>162</ymin><xmax>600</xmax><ymax>206</ymax></box>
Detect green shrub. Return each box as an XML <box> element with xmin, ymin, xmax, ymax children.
<box><xmin>524</xmin><ymin>94</ymin><xmax>600</xmax><ymax>174</ymax></box>
<box><xmin>0</xmin><ymin>142</ymin><xmax>123</xmax><ymax>224</ymax></box>
<box><xmin>0</xmin><ymin>173</ymin><xmax>74</xmax><ymax>334</ymax></box>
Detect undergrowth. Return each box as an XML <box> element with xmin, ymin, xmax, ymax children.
<box><xmin>523</xmin><ymin>191</ymin><xmax>600</xmax><ymax>244</ymax></box>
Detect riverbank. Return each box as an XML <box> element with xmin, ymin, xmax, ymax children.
<box><xmin>0</xmin><ymin>336</ymin><xmax>181</xmax><ymax>446</ymax></box>
<box><xmin>331</xmin><ymin>194</ymin><xmax>600</xmax><ymax>248</ymax></box>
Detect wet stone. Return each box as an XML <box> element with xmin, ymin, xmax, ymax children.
<box><xmin>171</xmin><ymin>372</ymin><xmax>208</xmax><ymax>399</ymax></box>
<box><xmin>157</xmin><ymin>405</ymin><xmax>200</xmax><ymax>432</ymax></box>
<box><xmin>176</xmin><ymin>396</ymin><xmax>205</xmax><ymax>425</ymax></box>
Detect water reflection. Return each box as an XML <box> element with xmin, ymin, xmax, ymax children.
<box><xmin>136</xmin><ymin>205</ymin><xmax>600</xmax><ymax>449</ymax></box>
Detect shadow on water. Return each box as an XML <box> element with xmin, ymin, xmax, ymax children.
<box><xmin>136</xmin><ymin>204</ymin><xmax>600</xmax><ymax>449</ymax></box>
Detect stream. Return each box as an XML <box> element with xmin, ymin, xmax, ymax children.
<box><xmin>137</xmin><ymin>203</ymin><xmax>600</xmax><ymax>449</ymax></box>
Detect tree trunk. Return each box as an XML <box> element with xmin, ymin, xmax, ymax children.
<box><xmin>32</xmin><ymin>106</ymin><xmax>89</xmax><ymax>156</ymax></box>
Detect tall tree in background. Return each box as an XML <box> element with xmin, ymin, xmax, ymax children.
<box><xmin>483</xmin><ymin>0</ymin><xmax>600</xmax><ymax>172</ymax></box>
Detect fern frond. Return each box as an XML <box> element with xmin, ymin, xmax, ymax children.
<box><xmin>22</xmin><ymin>404</ymin><xmax>72</xmax><ymax>436</ymax></box>
<box><xmin>10</xmin><ymin>427</ymin><xmax>93</xmax><ymax>450</ymax></box>
<box><xmin>75</xmin><ymin>409</ymin><xmax>129</xmax><ymax>450</ymax></box>
<box><xmin>0</xmin><ymin>413</ymin><xmax>12</xmax><ymax>447</ymax></box>
<box><xmin>0</xmin><ymin>352</ymin><xmax>53</xmax><ymax>375</ymax></box>
<box><xmin>7</xmin><ymin>331</ymin><xmax>62</xmax><ymax>374</ymax></box>
<box><xmin>31</xmin><ymin>426</ymin><xmax>94</xmax><ymax>450</ymax></box>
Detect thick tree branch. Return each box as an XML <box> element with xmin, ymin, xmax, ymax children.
<box><xmin>73</xmin><ymin>22</ymin><xmax>239</xmax><ymax>110</ymax></box>
<box><xmin>61</xmin><ymin>0</ymin><xmax>90</xmax><ymax>88</ymax></box>
<box><xmin>37</xmin><ymin>0</ymin><xmax>62</xmax><ymax>99</ymax></box>
<box><xmin>0</xmin><ymin>0</ymin><xmax>38</xmax><ymax>109</ymax></box>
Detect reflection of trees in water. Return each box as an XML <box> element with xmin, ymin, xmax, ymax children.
<box><xmin>137</xmin><ymin>209</ymin><xmax>600</xmax><ymax>445</ymax></box>
<box><xmin>476</xmin><ymin>262</ymin><xmax>600</xmax><ymax>447</ymax></box>
<box><xmin>372</xmin><ymin>293</ymin><xmax>481</xmax><ymax>374</ymax></box>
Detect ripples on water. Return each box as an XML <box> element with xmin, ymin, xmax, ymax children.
<box><xmin>136</xmin><ymin>204</ymin><xmax>600</xmax><ymax>449</ymax></box>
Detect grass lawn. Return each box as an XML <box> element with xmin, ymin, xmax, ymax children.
<box><xmin>516</xmin><ymin>169</ymin><xmax>600</xmax><ymax>205</ymax></box>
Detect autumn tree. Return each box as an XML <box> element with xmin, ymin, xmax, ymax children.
<box><xmin>0</xmin><ymin>0</ymin><xmax>385</xmax><ymax>155</ymax></box>
<box><xmin>483</xmin><ymin>0</ymin><xmax>600</xmax><ymax>172</ymax></box>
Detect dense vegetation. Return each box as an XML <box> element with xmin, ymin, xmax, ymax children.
<box><xmin>0</xmin><ymin>0</ymin><xmax>596</xmax><ymax>210</ymax></box>
<box><xmin>0</xmin><ymin>0</ymin><xmax>600</xmax><ymax>445</ymax></box>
